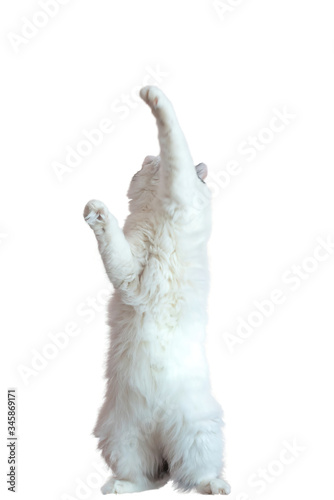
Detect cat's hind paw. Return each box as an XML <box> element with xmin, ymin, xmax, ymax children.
<box><xmin>196</xmin><ymin>478</ymin><xmax>231</xmax><ymax>495</ymax></box>
<box><xmin>101</xmin><ymin>476</ymin><xmax>155</xmax><ymax>494</ymax></box>
<box><xmin>101</xmin><ymin>477</ymin><xmax>130</xmax><ymax>494</ymax></box>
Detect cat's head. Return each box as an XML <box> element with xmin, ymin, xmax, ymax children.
<box><xmin>127</xmin><ymin>155</ymin><xmax>208</xmax><ymax>212</ymax></box>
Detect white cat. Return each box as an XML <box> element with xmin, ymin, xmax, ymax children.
<box><xmin>84</xmin><ymin>86</ymin><xmax>230</xmax><ymax>495</ymax></box>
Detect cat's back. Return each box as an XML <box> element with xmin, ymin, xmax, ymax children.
<box><xmin>122</xmin><ymin>207</ymin><xmax>209</xmax><ymax>319</ymax></box>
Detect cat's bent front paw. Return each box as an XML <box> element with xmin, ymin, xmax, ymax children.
<box><xmin>84</xmin><ymin>199</ymin><xmax>109</xmax><ymax>231</ymax></box>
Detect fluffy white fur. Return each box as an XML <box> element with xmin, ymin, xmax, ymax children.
<box><xmin>84</xmin><ymin>86</ymin><xmax>230</xmax><ymax>495</ymax></box>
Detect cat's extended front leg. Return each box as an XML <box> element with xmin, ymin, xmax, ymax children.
<box><xmin>140</xmin><ymin>86</ymin><xmax>205</xmax><ymax>207</ymax></box>
<box><xmin>84</xmin><ymin>200</ymin><xmax>135</xmax><ymax>289</ymax></box>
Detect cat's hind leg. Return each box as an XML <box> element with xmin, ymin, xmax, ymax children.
<box><xmin>99</xmin><ymin>430</ymin><xmax>169</xmax><ymax>495</ymax></box>
<box><xmin>162</xmin><ymin>391</ymin><xmax>230</xmax><ymax>494</ymax></box>
<box><xmin>168</xmin><ymin>417</ymin><xmax>230</xmax><ymax>495</ymax></box>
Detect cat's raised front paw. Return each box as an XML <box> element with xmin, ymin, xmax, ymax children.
<box><xmin>84</xmin><ymin>199</ymin><xmax>109</xmax><ymax>232</ymax></box>
<box><xmin>140</xmin><ymin>86</ymin><xmax>170</xmax><ymax>114</ymax></box>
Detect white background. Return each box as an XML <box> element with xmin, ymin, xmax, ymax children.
<box><xmin>1</xmin><ymin>1</ymin><xmax>333</xmax><ymax>499</ymax></box>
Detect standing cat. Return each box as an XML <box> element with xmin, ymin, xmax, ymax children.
<box><xmin>84</xmin><ymin>86</ymin><xmax>230</xmax><ymax>495</ymax></box>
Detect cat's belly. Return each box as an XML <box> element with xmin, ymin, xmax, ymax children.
<box><xmin>111</xmin><ymin>319</ymin><xmax>210</xmax><ymax>390</ymax></box>
<box><xmin>108</xmin><ymin>292</ymin><xmax>211</xmax><ymax>407</ymax></box>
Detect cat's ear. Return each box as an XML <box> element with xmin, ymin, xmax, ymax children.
<box><xmin>195</xmin><ymin>162</ymin><xmax>208</xmax><ymax>180</ymax></box>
